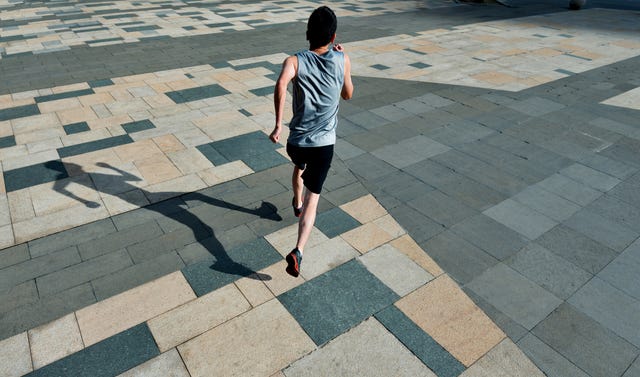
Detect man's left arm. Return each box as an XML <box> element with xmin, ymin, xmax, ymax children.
<box><xmin>270</xmin><ymin>56</ymin><xmax>297</xmax><ymax>143</ymax></box>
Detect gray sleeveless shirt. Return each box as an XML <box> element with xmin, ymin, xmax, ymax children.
<box><xmin>287</xmin><ymin>49</ymin><xmax>344</xmax><ymax>147</ymax></box>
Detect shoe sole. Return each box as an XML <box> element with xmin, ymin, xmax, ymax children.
<box><xmin>286</xmin><ymin>253</ymin><xmax>300</xmax><ymax>277</ymax></box>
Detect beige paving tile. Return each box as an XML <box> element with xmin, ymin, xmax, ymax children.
<box><xmin>134</xmin><ymin>154</ymin><xmax>182</xmax><ymax>186</ymax></box>
<box><xmin>57</xmin><ymin>106</ymin><xmax>98</xmax><ymax>125</ymax></box>
<box><xmin>117</xmin><ymin>348</ymin><xmax>189</xmax><ymax>377</ymax></box>
<box><xmin>198</xmin><ymin>160</ymin><xmax>254</xmax><ymax>186</ymax></box>
<box><xmin>106</xmin><ymin>98</ymin><xmax>150</xmax><ymax>116</ymax></box>
<box><xmin>52</xmin><ymin>82</ymin><xmax>90</xmax><ymax>93</ymax></box>
<box><xmin>234</xmin><ymin>274</ymin><xmax>274</xmax><ymax>308</ymax></box>
<box><xmin>153</xmin><ymin>134</ymin><xmax>185</xmax><ymax>153</ymax></box>
<box><xmin>77</xmin><ymin>271</ymin><xmax>196</xmax><ymax>347</ymax></box>
<box><xmin>0</xmin><ymin>332</ymin><xmax>32</xmax><ymax>377</ymax></box>
<box><xmin>0</xmin><ymin>195</ymin><xmax>9</xmax><ymax>227</ymax></box>
<box><xmin>373</xmin><ymin>214</ymin><xmax>406</xmax><ymax>238</ymax></box>
<box><xmin>339</xmin><ymin>194</ymin><xmax>387</xmax><ymax>224</ymax></box>
<box><xmin>0</xmin><ymin>168</ymin><xmax>5</xmax><ymax>195</ymax></box>
<box><xmin>300</xmin><ymin>237</ymin><xmax>360</xmax><ymax>280</ymax></box>
<box><xmin>87</xmin><ymin>114</ymin><xmax>132</xmax><ymax>130</ymax></box>
<box><xmin>37</xmin><ymin>97</ymin><xmax>82</xmax><ymax>113</ymax></box>
<box><xmin>62</xmin><ymin>149</ymin><xmax>123</xmax><ymax>176</ymax></box>
<box><xmin>28</xmin><ymin>313</ymin><xmax>84</xmax><ymax>369</ymax></box>
<box><xmin>0</xmin><ymin>224</ymin><xmax>15</xmax><ymax>249</ymax></box>
<box><xmin>390</xmin><ymin>235</ymin><xmax>444</xmax><ymax>277</ymax></box>
<box><xmin>30</xmin><ymin>174</ymin><xmax>101</xmax><ymax>216</ymax></box>
<box><xmin>12</xmin><ymin>197</ymin><xmax>108</xmax><ymax>242</ymax></box>
<box><xmin>396</xmin><ymin>275</ymin><xmax>505</xmax><ymax>366</ymax></box>
<box><xmin>79</xmin><ymin>92</ymin><xmax>115</xmax><ymax>107</ymax></box>
<box><xmin>259</xmin><ymin>260</ymin><xmax>305</xmax><ymax>297</ymax></box>
<box><xmin>167</xmin><ymin>148</ymin><xmax>213</xmax><ymax>175</ymax></box>
<box><xmin>284</xmin><ymin>318</ymin><xmax>436</xmax><ymax>377</ymax></box>
<box><xmin>101</xmin><ymin>189</ymin><xmax>150</xmax><ymax>216</ymax></box>
<box><xmin>0</xmin><ymin>120</ymin><xmax>11</xmax><ymax>137</ymax></box>
<box><xmin>271</xmin><ymin>372</ymin><xmax>286</xmax><ymax>377</ymax></box>
<box><xmin>148</xmin><ymin>283</ymin><xmax>250</xmax><ymax>353</ymax></box>
<box><xmin>11</xmin><ymin>113</ymin><xmax>60</xmax><ymax>134</ymax></box>
<box><xmin>197</xmin><ymin>117</ymin><xmax>260</xmax><ymax>142</ymax></box>
<box><xmin>341</xmin><ymin>222</ymin><xmax>395</xmax><ymax>254</ymax></box>
<box><xmin>144</xmin><ymin>174</ymin><xmax>206</xmax><ymax>203</ymax></box>
<box><xmin>459</xmin><ymin>339</ymin><xmax>544</xmax><ymax>377</ymax></box>
<box><xmin>14</xmin><ymin>128</ymin><xmax>65</xmax><ymax>147</ymax></box>
<box><xmin>178</xmin><ymin>299</ymin><xmax>315</xmax><ymax>377</ymax></box>
<box><xmin>0</xmin><ymin>145</ymin><xmax>28</xmax><ymax>161</ymax></box>
<box><xmin>174</xmin><ymin>127</ymin><xmax>210</xmax><ymax>148</ymax></box>
<box><xmin>143</xmin><ymin>94</ymin><xmax>176</xmax><ymax>109</ymax></box>
<box><xmin>264</xmin><ymin>224</ymin><xmax>329</xmax><ymax>257</ymax></box>
<box><xmin>114</xmin><ymin>139</ymin><xmax>164</xmax><ymax>163</ymax></box>
<box><xmin>26</xmin><ymin>137</ymin><xmax>64</xmax><ymax>154</ymax></box>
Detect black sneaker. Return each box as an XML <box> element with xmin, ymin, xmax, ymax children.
<box><xmin>286</xmin><ymin>248</ymin><xmax>302</xmax><ymax>277</ymax></box>
<box><xmin>292</xmin><ymin>198</ymin><xmax>303</xmax><ymax>218</ymax></box>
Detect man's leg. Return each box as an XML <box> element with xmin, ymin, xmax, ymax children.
<box><xmin>292</xmin><ymin>166</ymin><xmax>304</xmax><ymax>210</ymax></box>
<box><xmin>295</xmin><ymin>189</ymin><xmax>320</xmax><ymax>252</ymax></box>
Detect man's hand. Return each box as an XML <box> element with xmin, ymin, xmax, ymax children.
<box><xmin>269</xmin><ymin>125</ymin><xmax>281</xmax><ymax>143</ymax></box>
<box><xmin>333</xmin><ymin>43</ymin><xmax>344</xmax><ymax>52</ymax></box>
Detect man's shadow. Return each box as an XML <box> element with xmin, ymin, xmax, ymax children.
<box><xmin>48</xmin><ymin>161</ymin><xmax>282</xmax><ymax>281</ymax></box>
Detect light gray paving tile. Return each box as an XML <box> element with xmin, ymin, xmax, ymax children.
<box><xmin>408</xmin><ymin>189</ymin><xmax>478</xmax><ymax>228</ymax></box>
<box><xmin>560</xmin><ymin>163</ymin><xmax>621</xmax><ymax>192</ymax></box>
<box><xmin>459</xmin><ymin>338</ymin><xmax>545</xmax><ymax>377</ymax></box>
<box><xmin>0</xmin><ymin>280</ymin><xmax>38</xmax><ymax>315</ymax></box>
<box><xmin>512</xmin><ymin>186</ymin><xmax>581</xmax><ymax>222</ymax></box>
<box><xmin>394</xmin><ymin>98</ymin><xmax>433</xmax><ymax>115</ymax></box>
<box><xmin>610</xmin><ymin>182</ymin><xmax>640</xmax><ymax>209</ymax></box>
<box><xmin>536</xmin><ymin>173</ymin><xmax>603</xmax><ymax>206</ymax></box>
<box><xmin>370</xmin><ymin>104</ymin><xmax>413</xmax><ymax>122</ymax></box>
<box><xmin>284</xmin><ymin>318</ymin><xmax>436</xmax><ymax>377</ymax></box>
<box><xmin>371</xmin><ymin>135</ymin><xmax>449</xmax><ymax>169</ymax></box>
<box><xmin>466</xmin><ymin>263</ymin><xmax>562</xmax><ymax>330</ymax></box>
<box><xmin>450</xmin><ymin>214</ymin><xmax>527</xmax><ymax>261</ymax></box>
<box><xmin>0</xmin><ymin>244</ymin><xmax>30</xmax><ymax>270</ymax></box>
<box><xmin>579</xmin><ymin>154</ymin><xmax>637</xmax><ymax>180</ymax></box>
<box><xmin>506</xmin><ymin>243</ymin><xmax>591</xmax><ymax>300</ymax></box>
<box><xmin>518</xmin><ymin>334</ymin><xmax>590</xmax><ymax>377</ymax></box>
<box><xmin>335</xmin><ymin>139</ymin><xmax>365</xmax><ymax>161</ymax></box>
<box><xmin>569</xmin><ymin>277</ymin><xmax>640</xmax><ymax>348</ymax></box>
<box><xmin>483</xmin><ymin>199</ymin><xmax>558</xmax><ymax>240</ymax></box>
<box><xmin>0</xmin><ymin>247</ymin><xmax>81</xmax><ymax>288</ymax></box>
<box><xmin>27</xmin><ymin>219</ymin><xmax>116</xmax><ymax>257</ymax></box>
<box><xmin>415</xmin><ymin>93</ymin><xmax>454</xmax><ymax>108</ymax></box>
<box><xmin>599</xmin><ymin>239</ymin><xmax>640</xmax><ymax>301</ymax></box>
<box><xmin>117</xmin><ymin>348</ymin><xmax>189</xmax><ymax>377</ymax></box>
<box><xmin>564</xmin><ymin>208</ymin><xmax>638</xmax><ymax>252</ymax></box>
<box><xmin>345</xmin><ymin>111</ymin><xmax>390</xmax><ymax>130</ymax></box>
<box><xmin>507</xmin><ymin>96</ymin><xmax>566</xmax><ymax>117</ymax></box>
<box><xmin>359</xmin><ymin>244</ymin><xmax>433</xmax><ymax>296</ymax></box>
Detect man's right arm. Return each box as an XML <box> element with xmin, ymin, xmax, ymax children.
<box><xmin>270</xmin><ymin>56</ymin><xmax>297</xmax><ymax>143</ymax></box>
<box><xmin>341</xmin><ymin>53</ymin><xmax>353</xmax><ymax>100</ymax></box>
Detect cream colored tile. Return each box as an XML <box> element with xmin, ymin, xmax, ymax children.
<box><xmin>106</xmin><ymin>98</ymin><xmax>150</xmax><ymax>116</ymax></box>
<box><xmin>390</xmin><ymin>235</ymin><xmax>444</xmax><ymax>277</ymax></box>
<box><xmin>0</xmin><ymin>120</ymin><xmax>12</xmax><ymax>137</ymax></box>
<box><xmin>178</xmin><ymin>299</ymin><xmax>315</xmax><ymax>377</ymax></box>
<box><xmin>341</xmin><ymin>222</ymin><xmax>395</xmax><ymax>254</ymax></box>
<box><xmin>62</xmin><ymin>149</ymin><xmax>123</xmax><ymax>176</ymax></box>
<box><xmin>0</xmin><ymin>195</ymin><xmax>9</xmax><ymax>227</ymax></box>
<box><xmin>52</xmin><ymin>82</ymin><xmax>90</xmax><ymax>93</ymax></box>
<box><xmin>197</xmin><ymin>160</ymin><xmax>254</xmax><ymax>186</ymax></box>
<box><xmin>396</xmin><ymin>275</ymin><xmax>505</xmax><ymax>366</ymax></box>
<box><xmin>153</xmin><ymin>134</ymin><xmax>185</xmax><ymax>153</ymax></box>
<box><xmin>11</xmin><ymin>113</ymin><xmax>60</xmax><ymax>134</ymax></box>
<box><xmin>148</xmin><ymin>283</ymin><xmax>250</xmax><ymax>353</ymax></box>
<box><xmin>87</xmin><ymin>114</ymin><xmax>132</xmax><ymax>130</ymax></box>
<box><xmin>26</xmin><ymin>137</ymin><xmax>63</xmax><ymax>154</ymax></box>
<box><xmin>78</xmin><ymin>271</ymin><xmax>196</xmax><ymax>347</ymax></box>
<box><xmin>101</xmin><ymin>189</ymin><xmax>150</xmax><ymax>216</ymax></box>
<box><xmin>37</xmin><ymin>97</ymin><xmax>82</xmax><ymax>113</ymax></box>
<box><xmin>7</xmin><ymin>189</ymin><xmax>35</xmax><ymax>223</ymax></box>
<box><xmin>79</xmin><ymin>92</ymin><xmax>115</xmax><ymax>107</ymax></box>
<box><xmin>29</xmin><ymin>313</ymin><xmax>84</xmax><ymax>369</ymax></box>
<box><xmin>234</xmin><ymin>275</ymin><xmax>274</xmax><ymax>308</ymax></box>
<box><xmin>0</xmin><ymin>224</ymin><xmax>15</xmax><ymax>249</ymax></box>
<box><xmin>459</xmin><ymin>339</ymin><xmax>545</xmax><ymax>377</ymax></box>
<box><xmin>264</xmin><ymin>224</ymin><xmax>329</xmax><ymax>257</ymax></box>
<box><xmin>167</xmin><ymin>148</ymin><xmax>213</xmax><ymax>175</ymax></box>
<box><xmin>339</xmin><ymin>194</ymin><xmax>388</xmax><ymax>224</ymax></box>
<box><xmin>0</xmin><ymin>145</ymin><xmax>28</xmax><ymax>161</ymax></box>
<box><xmin>14</xmin><ymin>127</ymin><xmax>65</xmax><ymax>146</ymax></box>
<box><xmin>174</xmin><ymin>128</ymin><xmax>210</xmax><ymax>148</ymax></box>
<box><xmin>114</xmin><ymin>139</ymin><xmax>164</xmax><ymax>163</ymax></box>
<box><xmin>0</xmin><ymin>332</ymin><xmax>32</xmax><ymax>377</ymax></box>
<box><xmin>29</xmin><ymin>174</ymin><xmax>100</xmax><ymax>216</ymax></box>
<box><xmin>0</xmin><ymin>169</ymin><xmax>5</xmax><ymax>195</ymax></box>
<box><xmin>61</xmin><ymin>128</ymin><xmax>111</xmax><ymax>147</ymax></box>
<box><xmin>2</xmin><ymin>149</ymin><xmax>61</xmax><ymax>171</ymax></box>
<box><xmin>300</xmin><ymin>237</ymin><xmax>360</xmax><ymax>280</ymax></box>
<box><xmin>117</xmin><ymin>349</ymin><xmax>190</xmax><ymax>377</ymax></box>
<box><xmin>372</xmin><ymin>214</ymin><xmax>406</xmax><ymax>238</ymax></box>
<box><xmin>259</xmin><ymin>260</ymin><xmax>305</xmax><ymax>297</ymax></box>
<box><xmin>57</xmin><ymin>106</ymin><xmax>98</xmax><ymax>125</ymax></box>
<box><xmin>144</xmin><ymin>174</ymin><xmax>206</xmax><ymax>203</ymax></box>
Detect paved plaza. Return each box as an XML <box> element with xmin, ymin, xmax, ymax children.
<box><xmin>1</xmin><ymin>0</ymin><xmax>640</xmax><ymax>376</ymax></box>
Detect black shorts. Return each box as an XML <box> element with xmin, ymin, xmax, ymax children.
<box><xmin>286</xmin><ymin>143</ymin><xmax>334</xmax><ymax>194</ymax></box>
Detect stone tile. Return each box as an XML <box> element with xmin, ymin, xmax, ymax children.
<box><xmin>58</xmin><ymin>134</ymin><xmax>134</xmax><ymax>158</ymax></box>
<box><xmin>459</xmin><ymin>338</ymin><xmax>545</xmax><ymax>377</ymax></box>
<box><xmin>450</xmin><ymin>214</ymin><xmax>527</xmax><ymax>261</ymax></box>
<box><xmin>396</xmin><ymin>274</ymin><xmax>505</xmax><ymax>367</ymax></box>
<box><xmin>466</xmin><ymin>263</ymin><xmax>562</xmax><ymax>330</ymax></box>
<box><xmin>463</xmin><ymin>287</ymin><xmax>528</xmax><ymax>343</ymax></box>
<box><xmin>114</xmin><ymin>139</ymin><xmax>164</xmax><ymax>163</ymax></box>
<box><xmin>390</xmin><ymin>234</ymin><xmax>443</xmax><ymax>277</ymax></box>
<box><xmin>0</xmin><ymin>243</ymin><xmax>29</xmax><ymax>270</ymax></box>
<box><xmin>560</xmin><ymin>163</ymin><xmax>621</xmax><ymax>192</ymax></box>
<box><xmin>153</xmin><ymin>134</ymin><xmax>185</xmax><ymax>153</ymax></box>
<box><xmin>341</xmin><ymin>222</ymin><xmax>395</xmax><ymax>254</ymax></box>
<box><xmin>134</xmin><ymin>154</ymin><xmax>182</xmax><ymax>185</ymax></box>
<box><xmin>178</xmin><ymin>299</ymin><xmax>315</xmax><ymax>377</ymax></box>
<box><xmin>536</xmin><ymin>174</ymin><xmax>602</xmax><ymax>206</ymax></box>
<box><xmin>28</xmin><ymin>323</ymin><xmax>159</xmax><ymax>377</ymax></box>
<box><xmin>117</xmin><ymin>348</ymin><xmax>190</xmax><ymax>377</ymax></box>
<box><xmin>234</xmin><ymin>273</ymin><xmax>274</xmax><ymax>307</ymax></box>
<box><xmin>314</xmin><ymin>207</ymin><xmax>361</xmax><ymax>239</ymax></box>
<box><xmin>483</xmin><ymin>199</ymin><xmax>558</xmax><ymax>240</ymax></box>
<box><xmin>506</xmin><ymin>243</ymin><xmax>591</xmax><ymax>300</ymax></box>
<box><xmin>299</xmin><ymin>236</ymin><xmax>360</xmax><ymax>280</ymax></box>
<box><xmin>3</xmin><ymin>159</ymin><xmax>68</xmax><ymax>193</ymax></box>
<box><xmin>148</xmin><ymin>283</ymin><xmax>251</xmax><ymax>352</ymax></box>
<box><xmin>197</xmin><ymin>160</ymin><xmax>254</xmax><ymax>186</ymax></box>
<box><xmin>335</xmin><ymin>138</ymin><xmax>365</xmax><ymax>160</ymax></box>
<box><xmin>371</xmin><ymin>135</ymin><xmax>449</xmax><ymax>169</ymax></box>
<box><xmin>512</xmin><ymin>185</ymin><xmax>581</xmax><ymax>222</ymax></box>
<box><xmin>77</xmin><ymin>271</ymin><xmax>196</xmax><ymax>346</ymax></box>
<box><xmin>167</xmin><ymin>148</ymin><xmax>213</xmax><ymax>175</ymax></box>
<box><xmin>408</xmin><ymin>189</ymin><xmax>478</xmax><ymax>228</ymax></box>
<box><xmin>533</xmin><ymin>303</ymin><xmax>638</xmax><ymax>377</ymax></box>
<box><xmin>284</xmin><ymin>318</ymin><xmax>437</xmax><ymax>377</ymax></box>
<box><xmin>388</xmin><ymin>204</ymin><xmax>445</xmax><ymax>244</ymax></box>
<box><xmin>0</xmin><ymin>332</ymin><xmax>32</xmax><ymax>377</ymax></box>
<box><xmin>599</xmin><ymin>239</ymin><xmax>640</xmax><ymax>301</ymax></box>
<box><xmin>258</xmin><ymin>260</ymin><xmax>305</xmax><ymax>297</ymax></box>
<box><xmin>421</xmin><ymin>231</ymin><xmax>498</xmax><ymax>285</ymax></box>
<box><xmin>372</xmin><ymin>214</ymin><xmax>406</xmax><ymax>238</ymax></box>
<box><xmin>569</xmin><ymin>277</ymin><xmax>640</xmax><ymax>348</ymax></box>
<box><xmin>586</xmin><ymin>194</ymin><xmax>640</xmax><ymax>233</ymax></box>
<box><xmin>0</xmin><ymin>280</ymin><xmax>38</xmax><ymax>315</ymax></box>
<box><xmin>345</xmin><ymin>110</ymin><xmax>390</xmax><ymax>129</ymax></box>
<box><xmin>564</xmin><ymin>208</ymin><xmax>638</xmax><ymax>252</ymax></box>
<box><xmin>518</xmin><ymin>333</ymin><xmax>590</xmax><ymax>377</ymax></box>
<box><xmin>278</xmin><ymin>259</ymin><xmax>398</xmax><ymax>346</ymax></box>
<box><xmin>29</xmin><ymin>313</ymin><xmax>83</xmax><ymax>369</ymax></box>
<box><xmin>375</xmin><ymin>305</ymin><xmax>464</xmax><ymax>377</ymax></box>
<box><xmin>360</xmin><ymin>244</ymin><xmax>433</xmax><ymax>296</ymax></box>
<box><xmin>0</xmin><ymin>246</ymin><xmax>81</xmax><ymax>288</ymax></box>
<box><xmin>610</xmin><ymin>181</ymin><xmax>640</xmax><ymax>209</ymax></box>
<box><xmin>344</xmin><ymin>153</ymin><xmax>397</xmax><ymax>181</ymax></box>
<box><xmin>579</xmin><ymin>154</ymin><xmax>637</xmax><ymax>180</ymax></box>
<box><xmin>507</xmin><ymin>96</ymin><xmax>565</xmax><ymax>117</ymax></box>
<box><xmin>339</xmin><ymin>194</ymin><xmax>387</xmax><ymax>224</ymax></box>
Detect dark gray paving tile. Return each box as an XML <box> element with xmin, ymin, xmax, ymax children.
<box><xmin>278</xmin><ymin>259</ymin><xmax>398</xmax><ymax>346</ymax></box>
<box><xmin>533</xmin><ymin>303</ymin><xmax>639</xmax><ymax>377</ymax></box>
<box><xmin>450</xmin><ymin>214</ymin><xmax>527</xmax><ymax>261</ymax></box>
<box><xmin>196</xmin><ymin>143</ymin><xmax>229</xmax><ymax>165</ymax></box>
<box><xmin>0</xmin><ymin>280</ymin><xmax>38</xmax><ymax>316</ymax></box>
<box><xmin>466</xmin><ymin>263</ymin><xmax>562</xmax><ymax>330</ymax></box>
<box><xmin>126</xmin><ymin>226</ymin><xmax>204</xmax><ymax>264</ymax></box>
<box><xmin>3</xmin><ymin>159</ymin><xmax>68</xmax><ymax>192</ymax></box>
<box><xmin>0</xmin><ymin>283</ymin><xmax>95</xmax><ymax>341</ymax></box>
<box><xmin>208</xmin><ymin>131</ymin><xmax>277</xmax><ymax>161</ymax></box>
<box><xmin>27</xmin><ymin>218</ymin><xmax>117</xmax><ymax>258</ymax></box>
<box><xmin>34</xmin><ymin>88</ymin><xmax>94</xmax><ymax>103</ymax></box>
<box><xmin>345</xmin><ymin>153</ymin><xmax>397</xmax><ymax>181</ymax></box>
<box><xmin>433</xmin><ymin>173</ymin><xmax>507</xmax><ymax>211</ymax></box>
<box><xmin>623</xmin><ymin>357</ymin><xmax>640</xmax><ymax>377</ymax></box>
<box><xmin>87</xmin><ymin>79</ymin><xmax>114</xmax><ymax>88</ymax></box>
<box><xmin>0</xmin><ymin>135</ymin><xmax>16</xmax><ymax>148</ymax></box>
<box><xmin>564</xmin><ymin>208</ymin><xmax>638</xmax><ymax>252</ymax></box>
<box><xmin>92</xmin><ymin>252</ymin><xmax>184</xmax><ymax>301</ymax></box>
<box><xmin>463</xmin><ymin>287</ymin><xmax>528</xmax><ymax>343</ymax></box>
<box><xmin>370</xmin><ymin>104</ymin><xmax>413</xmax><ymax>122</ymax></box>
<box><xmin>609</xmin><ymin>181</ymin><xmax>640</xmax><ymax>209</ymax></box>
<box><xmin>0</xmin><ymin>244</ymin><xmax>30</xmax><ymax>270</ymax></box>
<box><xmin>518</xmin><ymin>333</ymin><xmax>590</xmax><ymax>377</ymax></box>
<box><xmin>242</xmin><ymin>150</ymin><xmax>289</xmax><ymax>172</ymax></box>
<box><xmin>371</xmin><ymin>135</ymin><xmax>450</xmax><ymax>169</ymax></box>
<box><xmin>121</xmin><ymin>119</ymin><xmax>155</xmax><ymax>134</ymax></box>
<box><xmin>586</xmin><ymin>194</ymin><xmax>640</xmax><ymax>233</ymax></box>
<box><xmin>181</xmin><ymin>237</ymin><xmax>280</xmax><ymax>296</ymax></box>
<box><xmin>506</xmin><ymin>243</ymin><xmax>591</xmax><ymax>300</ymax></box>
<box><xmin>507</xmin><ymin>96</ymin><xmax>566</xmax><ymax>117</ymax></box>
<box><xmin>314</xmin><ymin>207</ymin><xmax>360</xmax><ymax>239</ymax></box>
<box><xmin>512</xmin><ymin>185</ymin><xmax>581</xmax><ymax>222</ymax></box>
<box><xmin>111</xmin><ymin>197</ymin><xmax>188</xmax><ymax>231</ymax></box>
<box><xmin>57</xmin><ymin>134</ymin><xmax>134</xmax><ymax>158</ymax></box>
<box><xmin>63</xmin><ymin>121</ymin><xmax>90</xmax><ymax>135</ymax></box>
<box><xmin>77</xmin><ymin>221</ymin><xmax>164</xmax><ymax>260</ymax></box>
<box><xmin>0</xmin><ymin>104</ymin><xmax>40</xmax><ymax>121</ymax></box>
<box><xmin>165</xmin><ymin>84</ymin><xmax>230</xmax><ymax>103</ymax></box>
<box><xmin>536</xmin><ymin>225</ymin><xmax>617</xmax><ymax>274</ymax></box>
<box><xmin>569</xmin><ymin>277</ymin><xmax>640</xmax><ymax>348</ymax></box>
<box><xmin>370</xmin><ymin>170</ymin><xmax>435</xmax><ymax>203</ymax></box>
<box><xmin>408</xmin><ymin>190</ymin><xmax>478</xmax><ymax>228</ymax></box>
<box><xmin>388</xmin><ymin>204</ymin><xmax>444</xmax><ymax>244</ymax></box>
<box><xmin>599</xmin><ymin>239</ymin><xmax>640</xmax><ymax>301</ymax></box>
<box><xmin>0</xmin><ymin>246</ymin><xmax>81</xmax><ymax>288</ymax></box>
<box><xmin>26</xmin><ymin>323</ymin><xmax>159</xmax><ymax>377</ymax></box>
<box><xmin>375</xmin><ymin>305</ymin><xmax>465</xmax><ymax>377</ymax></box>
<box><xmin>579</xmin><ymin>154</ymin><xmax>637</xmax><ymax>180</ymax></box>
<box><xmin>600</xmin><ymin>137</ymin><xmax>640</xmax><ymax>168</ymax></box>
<box><xmin>335</xmin><ymin>139</ymin><xmax>365</xmax><ymax>160</ymax></box>
<box><xmin>422</xmin><ymin>231</ymin><xmax>498</xmax><ymax>285</ymax></box>
<box><xmin>342</xmin><ymin>132</ymin><xmax>389</xmax><ymax>152</ymax></box>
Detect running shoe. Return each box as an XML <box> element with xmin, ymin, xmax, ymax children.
<box><xmin>286</xmin><ymin>248</ymin><xmax>302</xmax><ymax>277</ymax></box>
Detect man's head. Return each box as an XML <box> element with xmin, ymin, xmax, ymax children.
<box><xmin>306</xmin><ymin>6</ymin><xmax>337</xmax><ymax>49</ymax></box>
